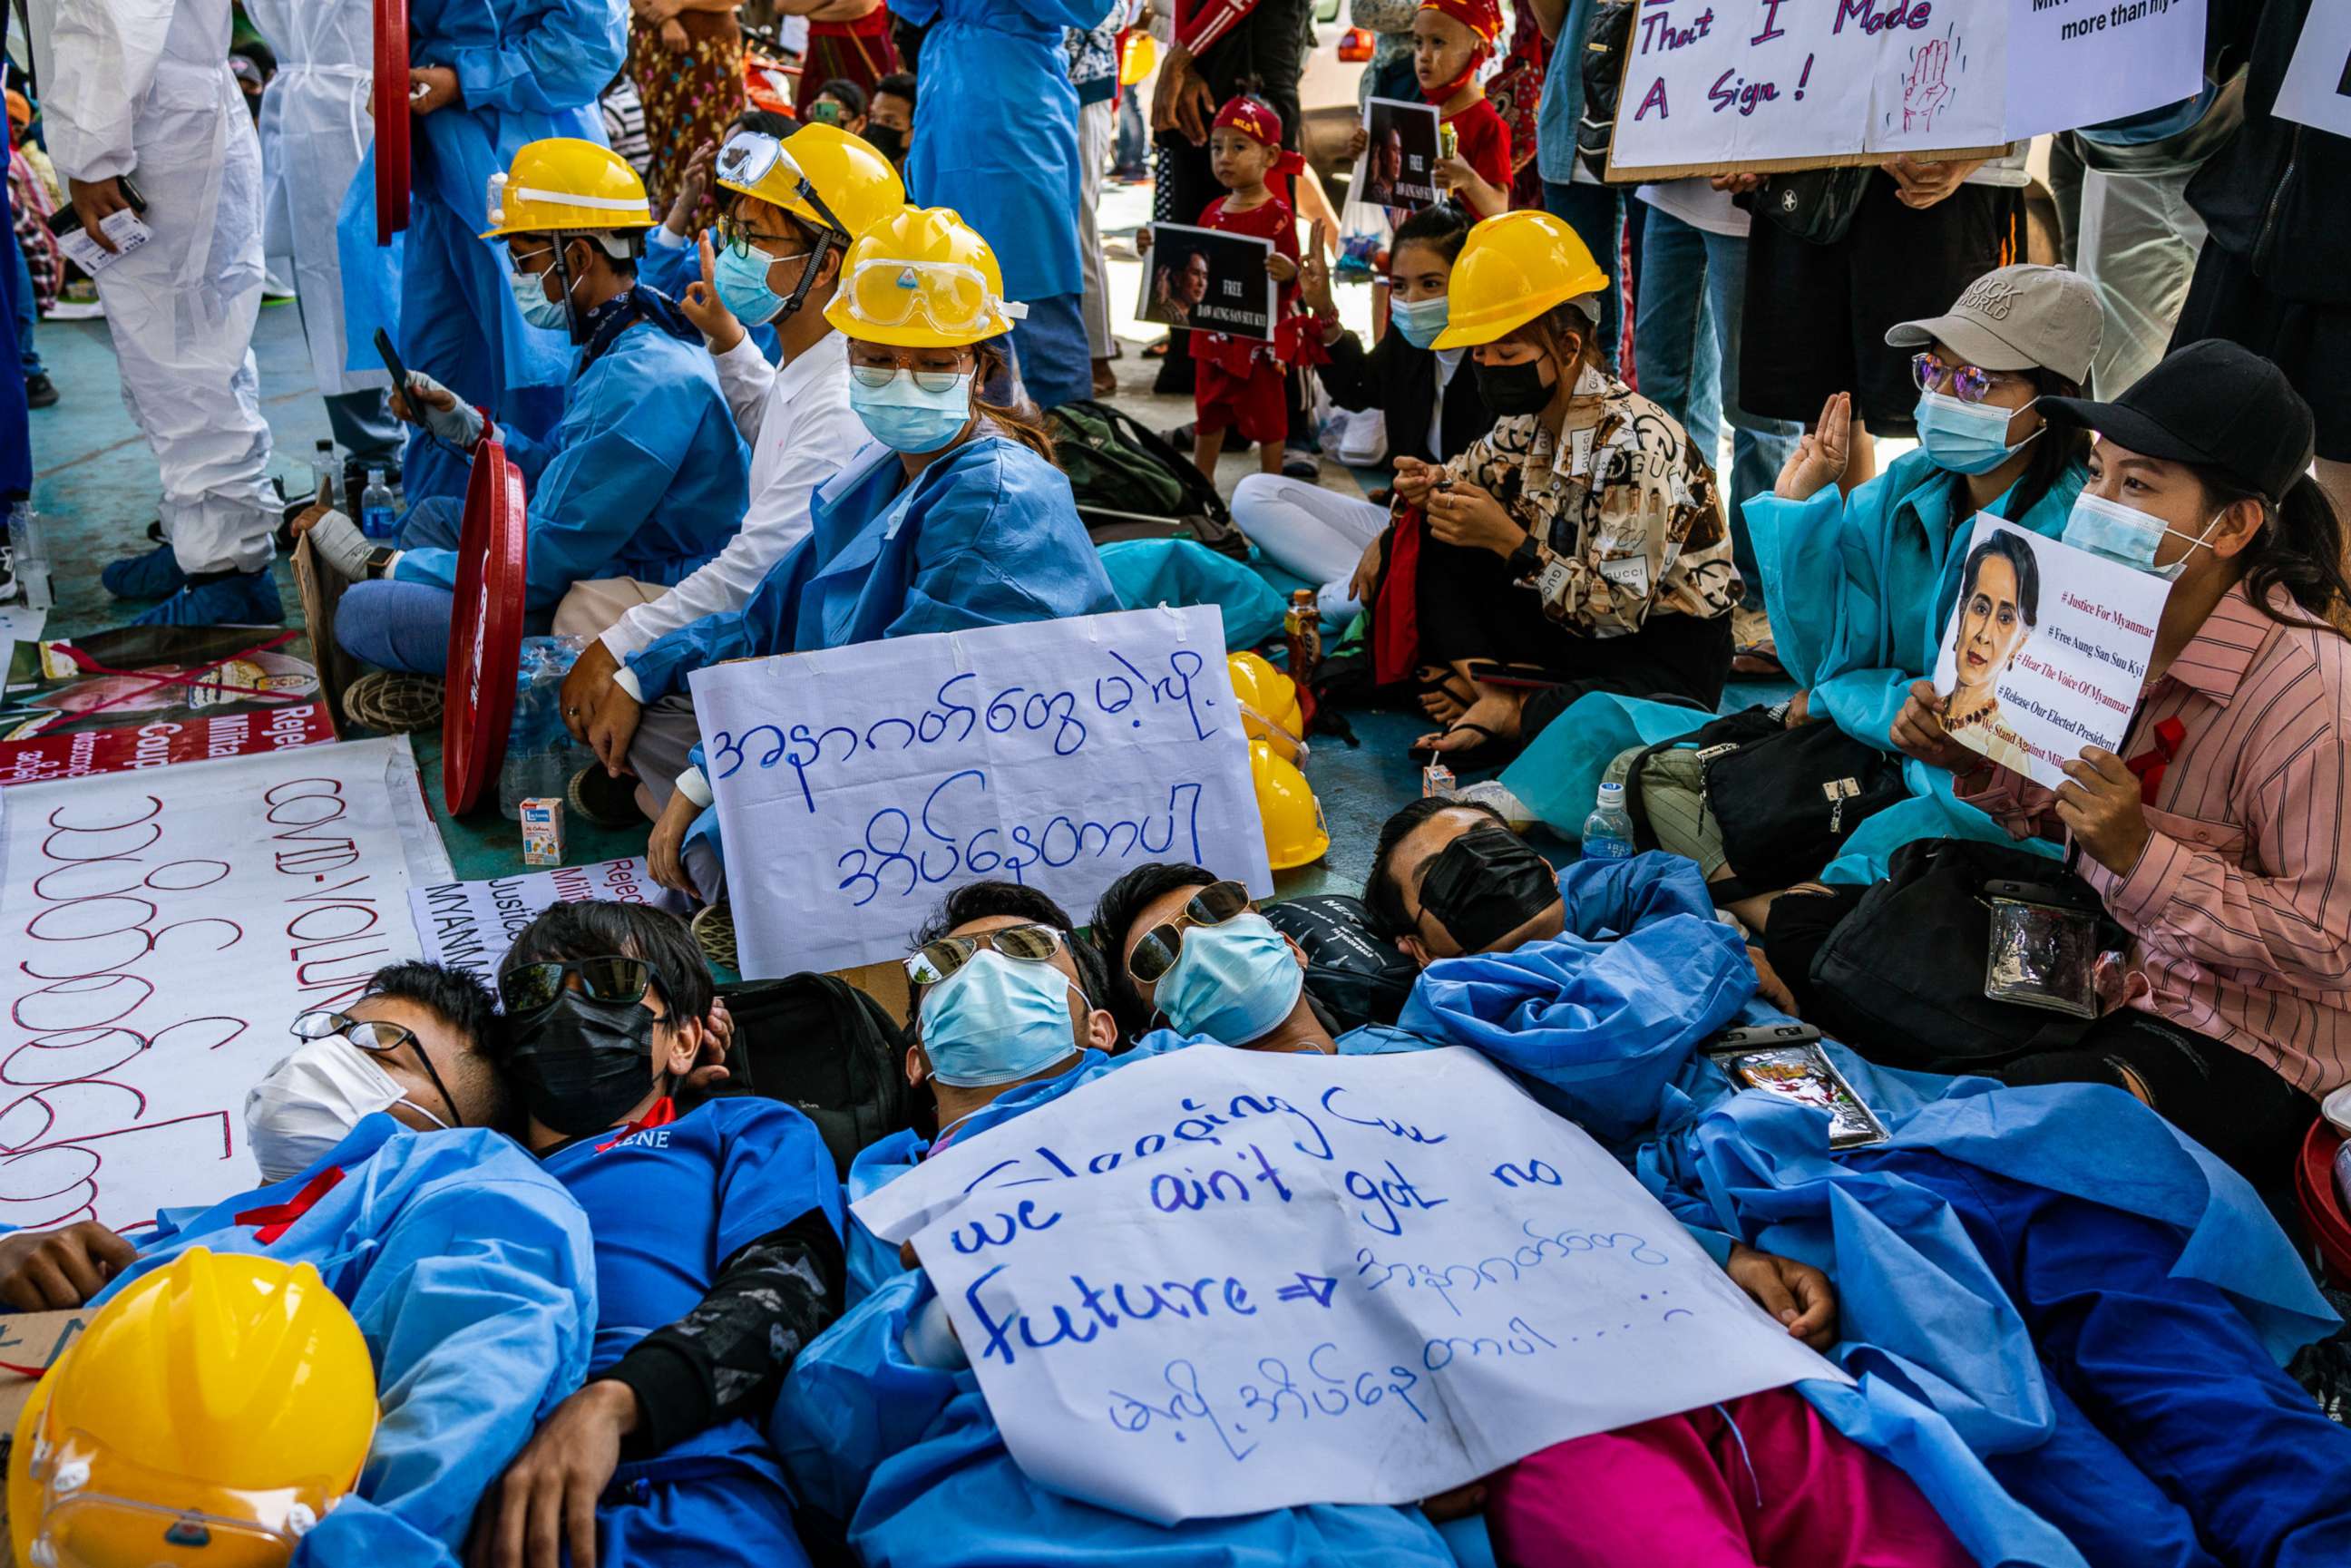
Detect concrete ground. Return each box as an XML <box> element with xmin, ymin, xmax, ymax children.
<box><xmin>18</xmin><ymin>175</ymin><xmax>1790</xmax><ymax>901</ymax></box>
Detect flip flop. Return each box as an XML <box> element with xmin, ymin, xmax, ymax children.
<box><xmin>1730</xmin><ymin>642</ymin><xmax>1789</xmax><ymax>679</ymax></box>
<box><xmin>1419</xmin><ymin>720</ymin><xmax>1513</xmax><ymax>774</ymax></box>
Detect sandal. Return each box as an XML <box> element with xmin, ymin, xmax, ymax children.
<box><xmin>1730</xmin><ymin>641</ymin><xmax>1789</xmax><ymax>679</ymax></box>
<box><xmin>1419</xmin><ymin>720</ymin><xmax>1515</xmax><ymax>774</ymax></box>
<box><xmin>1417</xmin><ymin>666</ymin><xmax>1477</xmax><ymax>724</ymax></box>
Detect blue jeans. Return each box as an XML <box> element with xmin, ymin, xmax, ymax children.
<box><xmin>1007</xmin><ymin>289</ymin><xmax>1092</xmax><ymax>412</ymax></box>
<box><xmin>1114</xmin><ymin>89</ymin><xmax>1146</xmax><ymax>172</ymax></box>
<box><xmin>1539</xmin><ymin>180</ymin><xmax>1624</xmax><ymax>369</ymax></box>
<box><xmin>1633</xmin><ymin>206</ymin><xmax>1798</xmax><ymax>598</ymax></box>
<box><xmin>11</xmin><ymin>235</ymin><xmax>40</xmax><ymax>378</ymax></box>
<box><xmin>334</xmin><ymin>495</ymin><xmax>467</xmax><ymax>674</ymax></box>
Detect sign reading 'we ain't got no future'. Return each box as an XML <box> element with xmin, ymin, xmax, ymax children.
<box><xmin>1606</xmin><ymin>0</ymin><xmax>2208</xmax><ymax>181</ymax></box>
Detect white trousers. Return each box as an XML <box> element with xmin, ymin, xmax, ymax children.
<box><xmin>2077</xmin><ymin>163</ymin><xmax>2208</xmax><ymax>402</ymax></box>
<box><xmin>1078</xmin><ymin>97</ymin><xmax>1117</xmax><ymax>362</ymax></box>
<box><xmin>1232</xmin><ymin>473</ymin><xmax>1386</xmax><ymax>587</ymax></box>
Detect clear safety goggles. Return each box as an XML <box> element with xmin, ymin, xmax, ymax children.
<box><xmin>713</xmin><ymin>132</ymin><xmax>849</xmax><ymax>237</ymax></box>
<box><xmin>841</xmin><ymin>258</ymin><xmax>1029</xmax><ymax>336</ymax></box>
<box><xmin>21</xmin><ymin>1429</ymin><xmax>335</xmax><ymax>1568</ymax></box>
<box><xmin>483</xmin><ymin>170</ymin><xmax>654</xmax><ymax>233</ymax></box>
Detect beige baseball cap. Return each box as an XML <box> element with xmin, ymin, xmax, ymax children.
<box><xmin>1885</xmin><ymin>264</ymin><xmax>2103</xmax><ymax>385</ymax></box>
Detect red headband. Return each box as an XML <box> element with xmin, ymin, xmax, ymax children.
<box><xmin>1418</xmin><ymin>0</ymin><xmax>1502</xmax><ymax>47</ymax></box>
<box><xmin>1212</xmin><ymin>95</ymin><xmax>1306</xmax><ymax>177</ymax></box>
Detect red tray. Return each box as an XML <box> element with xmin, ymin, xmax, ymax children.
<box><xmin>2296</xmin><ymin>1118</ymin><xmax>2351</xmax><ymax>1285</ymax></box>
<box><xmin>442</xmin><ymin>429</ymin><xmax>527</xmax><ymax>815</ymax></box>
<box><xmin>374</xmin><ymin>0</ymin><xmax>411</xmax><ymax>243</ymax></box>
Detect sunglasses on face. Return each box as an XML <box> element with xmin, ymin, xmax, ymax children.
<box><xmin>1911</xmin><ymin>353</ymin><xmax>2018</xmax><ymax>405</ymax></box>
<box><xmin>497</xmin><ymin>956</ymin><xmax>658</xmax><ymax>1018</ymax></box>
<box><xmin>1125</xmin><ymin>881</ymin><xmax>1252</xmax><ymax>984</ymax></box>
<box><xmin>292</xmin><ymin>1009</ymin><xmax>462</xmax><ymax>1126</ymax></box>
<box><xmin>905</xmin><ymin>923</ymin><xmax>1066</xmax><ymax>988</ymax></box>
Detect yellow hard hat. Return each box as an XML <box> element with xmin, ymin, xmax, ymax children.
<box><xmin>715</xmin><ymin>122</ymin><xmax>906</xmax><ymax>241</ymax></box>
<box><xmin>1251</xmin><ymin>739</ymin><xmax>1329</xmax><ymax>871</ymax></box>
<box><xmin>1431</xmin><ymin>209</ymin><xmax>1609</xmax><ymax>350</ymax></box>
<box><xmin>1227</xmin><ymin>652</ymin><xmax>1305</xmax><ymax>761</ymax></box>
<box><xmin>824</xmin><ymin>206</ymin><xmax>1030</xmax><ymax>348</ymax></box>
<box><xmin>10</xmin><ymin>1249</ymin><xmax>377</xmax><ymax>1568</ymax></box>
<box><xmin>482</xmin><ymin>137</ymin><xmax>653</xmax><ymax>239</ymax></box>
<box><xmin>1119</xmin><ymin>33</ymin><xmax>1158</xmax><ymax>88</ymax></box>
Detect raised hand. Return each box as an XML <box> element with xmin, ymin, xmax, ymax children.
<box><xmin>679</xmin><ymin>233</ymin><xmax>746</xmax><ymax>352</ymax></box>
<box><xmin>1901</xmin><ymin>37</ymin><xmax>1951</xmax><ymax>131</ymax></box>
<box><xmin>1774</xmin><ymin>391</ymin><xmax>1851</xmax><ymax>500</ymax></box>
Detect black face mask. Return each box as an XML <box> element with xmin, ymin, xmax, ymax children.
<box><xmin>1473</xmin><ymin>355</ymin><xmax>1556</xmax><ymax>418</ymax></box>
<box><xmin>1418</xmin><ymin>826</ymin><xmax>1560</xmax><ymax>952</ymax></box>
<box><xmin>505</xmin><ymin>992</ymin><xmax>663</xmax><ymax>1135</ymax></box>
<box><xmin>866</xmin><ymin>124</ymin><xmax>905</xmax><ymax>161</ymax></box>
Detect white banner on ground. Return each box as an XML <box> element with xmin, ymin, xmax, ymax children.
<box><xmin>408</xmin><ymin>858</ymin><xmax>689</xmax><ymax>982</ymax></box>
<box><xmin>855</xmin><ymin>1046</ymin><xmax>1843</xmax><ymax>1524</ymax></box>
<box><xmin>1606</xmin><ymin>0</ymin><xmax>2206</xmax><ymax>180</ymax></box>
<box><xmin>1931</xmin><ymin>516</ymin><xmax>2170</xmax><ymax>789</ymax></box>
<box><xmin>2274</xmin><ymin>5</ymin><xmax>2351</xmax><ymax>137</ymax></box>
<box><xmin>0</xmin><ymin>739</ymin><xmax>451</xmax><ymax>1232</ymax></box>
<box><xmin>691</xmin><ymin>606</ymin><xmax>1272</xmax><ymax>979</ymax></box>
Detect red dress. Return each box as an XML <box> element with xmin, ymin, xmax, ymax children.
<box><xmin>1443</xmin><ymin>95</ymin><xmax>1514</xmax><ymax>205</ymax></box>
<box><xmin>1188</xmin><ymin>192</ymin><xmax>1326</xmax><ymax>443</ymax></box>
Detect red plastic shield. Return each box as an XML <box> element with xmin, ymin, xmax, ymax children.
<box><xmin>443</xmin><ymin>431</ymin><xmax>528</xmax><ymax>815</ymax></box>
<box><xmin>374</xmin><ymin>0</ymin><xmax>411</xmax><ymax>243</ymax></box>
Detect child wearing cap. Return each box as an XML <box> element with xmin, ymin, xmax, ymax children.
<box><xmin>1414</xmin><ymin>0</ymin><xmax>1511</xmax><ymax>218</ymax></box>
<box><xmin>1156</xmin><ymin>94</ymin><xmax>1325</xmax><ymax>487</ymax></box>
<box><xmin>1724</xmin><ymin>264</ymin><xmax>2103</xmax><ymax>897</ymax></box>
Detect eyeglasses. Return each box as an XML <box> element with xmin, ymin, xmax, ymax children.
<box><xmin>1911</xmin><ymin>353</ymin><xmax>2018</xmax><ymax>405</ymax></box>
<box><xmin>1125</xmin><ymin>881</ymin><xmax>1252</xmax><ymax>983</ymax></box>
<box><xmin>905</xmin><ymin>924</ymin><xmax>1066</xmax><ymax>988</ymax></box>
<box><xmin>840</xmin><ymin>258</ymin><xmax>1029</xmax><ymax>336</ymax></box>
<box><xmin>849</xmin><ymin>361</ymin><xmax>972</xmax><ymax>394</ymax></box>
<box><xmin>291</xmin><ymin>1009</ymin><xmax>462</xmax><ymax>1126</ymax></box>
<box><xmin>498</xmin><ymin>956</ymin><xmax>658</xmax><ymax>1018</ymax></box>
<box><xmin>716</xmin><ymin>212</ymin><xmax>804</xmax><ymax>258</ymax></box>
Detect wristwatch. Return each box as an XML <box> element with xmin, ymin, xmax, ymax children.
<box><xmin>1506</xmin><ymin>535</ymin><xmax>1541</xmax><ymax>578</ymax></box>
<box><xmin>363</xmin><ymin>547</ymin><xmax>396</xmax><ymax>580</ymax></box>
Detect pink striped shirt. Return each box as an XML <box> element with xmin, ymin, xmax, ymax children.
<box><xmin>1959</xmin><ymin>582</ymin><xmax>2351</xmax><ymax>1096</ymax></box>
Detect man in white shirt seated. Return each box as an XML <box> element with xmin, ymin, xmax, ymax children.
<box><xmin>560</xmin><ymin>123</ymin><xmax>905</xmax><ymax>827</ymax></box>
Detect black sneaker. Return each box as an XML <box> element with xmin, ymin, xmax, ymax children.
<box><xmin>23</xmin><ymin>373</ymin><xmax>56</xmax><ymax>409</ymax></box>
<box><xmin>567</xmin><ymin>763</ymin><xmax>646</xmax><ymax>829</ymax></box>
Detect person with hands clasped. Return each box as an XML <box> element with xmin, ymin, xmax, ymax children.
<box><xmin>1741</xmin><ymin>265</ymin><xmax>2099</xmax><ymax>880</ymax></box>
<box><xmin>1811</xmin><ymin>341</ymin><xmax>2351</xmax><ymax>1183</ymax></box>
<box><xmin>1154</xmin><ymin>93</ymin><xmax>1324</xmax><ymax>487</ymax></box>
<box><xmin>1410</xmin><ymin>209</ymin><xmax>1738</xmax><ymax>765</ymax></box>
<box><xmin>560</xmin><ymin>122</ymin><xmax>901</xmax><ymax>837</ymax></box>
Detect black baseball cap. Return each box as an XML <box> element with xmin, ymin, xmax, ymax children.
<box><xmin>2040</xmin><ymin>338</ymin><xmax>2315</xmax><ymax>504</ymax></box>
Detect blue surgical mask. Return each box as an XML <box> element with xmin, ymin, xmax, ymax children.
<box><xmin>917</xmin><ymin>949</ymin><xmax>1082</xmax><ymax>1087</ymax></box>
<box><xmin>1155</xmin><ymin>913</ymin><xmax>1304</xmax><ymax>1045</ymax></box>
<box><xmin>509</xmin><ymin>267</ymin><xmax>571</xmax><ymax>332</ymax></box>
<box><xmin>2062</xmin><ymin>492</ymin><xmax>2217</xmax><ymax>582</ymax></box>
<box><xmin>1915</xmin><ymin>389</ymin><xmax>2039</xmax><ymax>476</ymax></box>
<box><xmin>713</xmin><ymin>242</ymin><xmax>801</xmax><ymax>326</ymax></box>
<box><xmin>1390</xmin><ymin>293</ymin><xmax>1449</xmax><ymax>350</ymax></box>
<box><xmin>849</xmin><ymin>369</ymin><xmax>974</xmax><ymax>453</ymax></box>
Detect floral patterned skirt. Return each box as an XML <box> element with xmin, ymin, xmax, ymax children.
<box><xmin>629</xmin><ymin>11</ymin><xmax>746</xmax><ymax>216</ymax></box>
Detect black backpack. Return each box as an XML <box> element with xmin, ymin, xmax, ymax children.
<box><xmin>1263</xmin><ymin>895</ymin><xmax>1422</xmax><ymax>1031</ymax></box>
<box><xmin>1575</xmin><ymin>2</ymin><xmax>1638</xmax><ymax>180</ymax></box>
<box><xmin>1047</xmin><ymin>398</ymin><xmax>1248</xmax><ymax>559</ymax></box>
<box><xmin>712</xmin><ymin>972</ymin><xmax>913</xmax><ymax>1177</ymax></box>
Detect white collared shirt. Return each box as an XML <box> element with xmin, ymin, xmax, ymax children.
<box><xmin>600</xmin><ymin>327</ymin><xmax>866</xmax><ymax>661</ymax></box>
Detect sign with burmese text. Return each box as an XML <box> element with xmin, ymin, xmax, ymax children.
<box><xmin>1929</xmin><ymin>516</ymin><xmax>2169</xmax><ymax>789</ymax></box>
<box><xmin>854</xmin><ymin>1046</ymin><xmax>1841</xmax><ymax>1524</ymax></box>
<box><xmin>691</xmin><ymin>607</ymin><xmax>1272</xmax><ymax>979</ymax></box>
<box><xmin>408</xmin><ymin>857</ymin><xmax>689</xmax><ymax>982</ymax></box>
<box><xmin>1605</xmin><ymin>0</ymin><xmax>2206</xmax><ymax>180</ymax></box>
<box><xmin>0</xmin><ymin>739</ymin><xmax>451</xmax><ymax>1231</ymax></box>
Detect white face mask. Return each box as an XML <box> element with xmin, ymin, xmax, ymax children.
<box><xmin>244</xmin><ymin>1034</ymin><xmax>448</xmax><ymax>1183</ymax></box>
<box><xmin>2062</xmin><ymin>492</ymin><xmax>2222</xmax><ymax>583</ymax></box>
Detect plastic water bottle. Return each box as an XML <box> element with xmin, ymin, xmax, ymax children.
<box><xmin>500</xmin><ymin>638</ymin><xmax>597</xmax><ymax>818</ymax></box>
<box><xmin>1581</xmin><ymin>780</ymin><xmax>1635</xmax><ymax>862</ymax></box>
<box><xmin>359</xmin><ymin>468</ymin><xmax>396</xmax><ymax>539</ymax></box>
<box><xmin>7</xmin><ymin>502</ymin><xmax>50</xmax><ymax>609</ymax></box>
<box><xmin>312</xmin><ymin>439</ymin><xmax>343</xmax><ymax>511</ymax></box>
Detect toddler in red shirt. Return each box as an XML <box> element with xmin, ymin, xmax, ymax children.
<box><xmin>1415</xmin><ymin>0</ymin><xmax>1512</xmax><ymax>217</ymax></box>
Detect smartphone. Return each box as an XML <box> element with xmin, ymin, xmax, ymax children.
<box><xmin>375</xmin><ymin>328</ymin><xmax>414</xmax><ymax>399</ymax></box>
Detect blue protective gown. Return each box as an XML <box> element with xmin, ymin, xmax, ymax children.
<box><xmin>778</xmin><ymin>1035</ymin><xmax>1464</xmax><ymax>1568</ymax></box>
<box><xmin>55</xmin><ymin>1116</ymin><xmax>599</xmax><ymax>1568</ymax></box>
<box><xmin>1496</xmin><ymin>457</ymin><xmax>2086</xmax><ymax>883</ymax></box>
<box><xmin>337</xmin><ymin>0</ymin><xmax>625</xmax><ymax>506</ymax></box>
<box><xmin>626</xmin><ymin>432</ymin><xmax>1120</xmax><ymax>702</ymax></box>
<box><xmin>532</xmin><ymin>1097</ymin><xmax>844</xmax><ymax>1568</ymax></box>
<box><xmin>639</xmin><ymin>229</ymin><xmax>781</xmax><ymax>363</ymax></box>
<box><xmin>388</xmin><ymin>298</ymin><xmax>750</xmax><ymax>609</ymax></box>
<box><xmin>1392</xmin><ymin>851</ymin><xmax>2351</xmax><ymax>1568</ymax></box>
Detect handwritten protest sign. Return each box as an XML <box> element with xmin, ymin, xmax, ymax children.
<box><xmin>2275</xmin><ymin>5</ymin><xmax>2351</xmax><ymax>137</ymax></box>
<box><xmin>692</xmin><ymin>607</ymin><xmax>1271</xmax><ymax>979</ymax></box>
<box><xmin>0</xmin><ymin>739</ymin><xmax>452</xmax><ymax>1232</ymax></box>
<box><xmin>1930</xmin><ymin>517</ymin><xmax>2168</xmax><ymax>789</ymax></box>
<box><xmin>855</xmin><ymin>1046</ymin><xmax>1842</xmax><ymax>1523</ymax></box>
<box><xmin>1606</xmin><ymin>0</ymin><xmax>2207</xmax><ymax>180</ymax></box>
<box><xmin>409</xmin><ymin>858</ymin><xmax>688</xmax><ymax>982</ymax></box>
